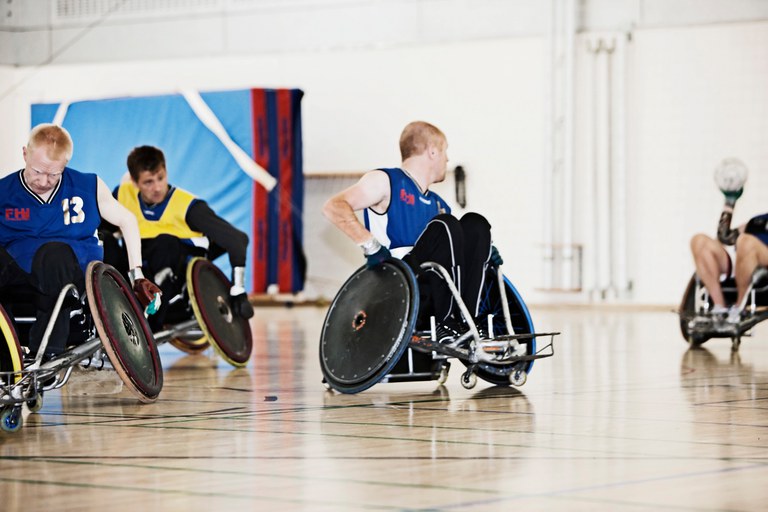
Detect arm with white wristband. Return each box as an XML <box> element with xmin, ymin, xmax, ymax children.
<box><xmin>359</xmin><ymin>237</ymin><xmax>391</xmax><ymax>268</ymax></box>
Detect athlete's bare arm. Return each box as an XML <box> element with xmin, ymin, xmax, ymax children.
<box><xmin>322</xmin><ymin>170</ymin><xmax>390</xmax><ymax>244</ymax></box>
<box><xmin>96</xmin><ymin>178</ymin><xmax>143</xmax><ymax>270</ymax></box>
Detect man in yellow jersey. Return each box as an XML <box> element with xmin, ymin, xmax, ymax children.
<box><xmin>104</xmin><ymin>145</ymin><xmax>253</xmax><ymax>328</ymax></box>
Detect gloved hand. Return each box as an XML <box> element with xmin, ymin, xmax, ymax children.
<box><xmin>360</xmin><ymin>237</ymin><xmax>391</xmax><ymax>269</ymax></box>
<box><xmin>490</xmin><ymin>245</ymin><xmax>504</xmax><ymax>267</ymax></box>
<box><xmin>723</xmin><ymin>187</ymin><xmax>743</xmax><ymax>206</ymax></box>
<box><xmin>366</xmin><ymin>246</ymin><xmax>391</xmax><ymax>268</ymax></box>
<box><xmin>230</xmin><ymin>292</ymin><xmax>254</xmax><ymax>319</ymax></box>
<box><xmin>128</xmin><ymin>267</ymin><xmax>162</xmax><ymax>312</ymax></box>
<box><xmin>133</xmin><ymin>278</ymin><xmax>162</xmax><ymax>314</ymax></box>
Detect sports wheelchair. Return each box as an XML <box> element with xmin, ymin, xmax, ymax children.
<box><xmin>319</xmin><ymin>259</ymin><xmax>557</xmax><ymax>394</ymax></box>
<box><xmin>149</xmin><ymin>257</ymin><xmax>253</xmax><ymax>368</ymax></box>
<box><xmin>0</xmin><ymin>261</ymin><xmax>163</xmax><ymax>433</ymax></box>
<box><xmin>678</xmin><ymin>269</ymin><xmax>768</xmax><ymax>351</ymax></box>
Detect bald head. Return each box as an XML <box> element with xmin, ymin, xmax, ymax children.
<box><xmin>399</xmin><ymin>121</ymin><xmax>446</xmax><ymax>161</ymax></box>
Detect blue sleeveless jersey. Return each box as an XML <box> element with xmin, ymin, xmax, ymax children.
<box><xmin>746</xmin><ymin>213</ymin><xmax>768</xmax><ymax>245</ymax></box>
<box><xmin>0</xmin><ymin>168</ymin><xmax>103</xmax><ymax>273</ymax></box>
<box><xmin>364</xmin><ymin>167</ymin><xmax>451</xmax><ymax>258</ymax></box>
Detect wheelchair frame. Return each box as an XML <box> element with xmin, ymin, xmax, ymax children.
<box><xmin>320</xmin><ymin>259</ymin><xmax>557</xmax><ymax>394</ymax></box>
<box><xmin>678</xmin><ymin>268</ymin><xmax>768</xmax><ymax>351</ymax></box>
<box><xmin>0</xmin><ymin>262</ymin><xmax>163</xmax><ymax>433</ymax></box>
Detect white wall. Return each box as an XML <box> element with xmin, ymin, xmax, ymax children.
<box><xmin>625</xmin><ymin>22</ymin><xmax>768</xmax><ymax>304</ymax></box>
<box><xmin>0</xmin><ymin>65</ymin><xmax>28</xmax><ymax>171</ymax></box>
<box><xmin>0</xmin><ymin>21</ymin><xmax>766</xmax><ymax>306</ymax></box>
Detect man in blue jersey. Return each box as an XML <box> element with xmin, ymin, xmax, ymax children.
<box><xmin>691</xmin><ymin>211</ymin><xmax>768</xmax><ymax>325</ymax></box>
<box><xmin>323</xmin><ymin>121</ymin><xmax>502</xmax><ymax>340</ymax></box>
<box><xmin>0</xmin><ymin>124</ymin><xmax>160</xmax><ymax>360</ymax></box>
<box><xmin>102</xmin><ymin>145</ymin><xmax>253</xmax><ymax>327</ymax></box>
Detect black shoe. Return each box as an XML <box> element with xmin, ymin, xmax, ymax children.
<box><xmin>231</xmin><ymin>293</ymin><xmax>254</xmax><ymax>319</ymax></box>
<box><xmin>435</xmin><ymin>316</ymin><xmax>466</xmax><ymax>345</ymax></box>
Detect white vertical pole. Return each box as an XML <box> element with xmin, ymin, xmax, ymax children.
<box><xmin>583</xmin><ymin>36</ymin><xmax>598</xmax><ymax>298</ymax></box>
<box><xmin>595</xmin><ymin>39</ymin><xmax>611</xmax><ymax>297</ymax></box>
<box><xmin>611</xmin><ymin>34</ymin><xmax>628</xmax><ymax>297</ymax></box>
<box><xmin>542</xmin><ymin>0</ymin><xmax>555</xmax><ymax>291</ymax></box>
<box><xmin>561</xmin><ymin>0</ymin><xmax>576</xmax><ymax>290</ymax></box>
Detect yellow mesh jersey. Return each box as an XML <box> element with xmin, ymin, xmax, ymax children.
<box><xmin>117</xmin><ymin>181</ymin><xmax>205</xmax><ymax>242</ymax></box>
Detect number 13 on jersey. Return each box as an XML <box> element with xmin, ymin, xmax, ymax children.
<box><xmin>62</xmin><ymin>196</ymin><xmax>85</xmax><ymax>225</ymax></box>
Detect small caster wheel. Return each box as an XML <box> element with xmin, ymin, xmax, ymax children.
<box><xmin>509</xmin><ymin>370</ymin><xmax>527</xmax><ymax>387</ymax></box>
<box><xmin>731</xmin><ymin>337</ymin><xmax>741</xmax><ymax>351</ymax></box>
<box><xmin>437</xmin><ymin>366</ymin><xmax>449</xmax><ymax>385</ymax></box>
<box><xmin>460</xmin><ymin>371</ymin><xmax>477</xmax><ymax>390</ymax></box>
<box><xmin>322</xmin><ymin>377</ymin><xmax>332</xmax><ymax>391</ymax></box>
<box><xmin>1</xmin><ymin>406</ymin><xmax>23</xmax><ymax>433</ymax></box>
<box><xmin>27</xmin><ymin>393</ymin><xmax>43</xmax><ymax>413</ymax></box>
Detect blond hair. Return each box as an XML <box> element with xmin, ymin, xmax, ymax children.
<box><xmin>27</xmin><ymin>123</ymin><xmax>73</xmax><ymax>162</ymax></box>
<box><xmin>399</xmin><ymin>121</ymin><xmax>446</xmax><ymax>160</ymax></box>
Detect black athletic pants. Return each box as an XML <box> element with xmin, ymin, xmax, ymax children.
<box><xmin>402</xmin><ymin>212</ymin><xmax>493</xmax><ymax>325</ymax></box>
<box><xmin>0</xmin><ymin>243</ymin><xmax>83</xmax><ymax>356</ymax></box>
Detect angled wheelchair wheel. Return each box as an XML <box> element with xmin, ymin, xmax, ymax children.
<box><xmin>679</xmin><ymin>274</ymin><xmax>709</xmax><ymax>346</ymax></box>
<box><xmin>86</xmin><ymin>261</ymin><xmax>163</xmax><ymax>403</ymax></box>
<box><xmin>320</xmin><ymin>259</ymin><xmax>419</xmax><ymax>394</ymax></box>
<box><xmin>186</xmin><ymin>258</ymin><xmax>252</xmax><ymax>367</ymax></box>
<box><xmin>469</xmin><ymin>267</ymin><xmax>535</xmax><ymax>386</ymax></box>
<box><xmin>0</xmin><ymin>303</ymin><xmax>23</xmax><ymax>386</ymax></box>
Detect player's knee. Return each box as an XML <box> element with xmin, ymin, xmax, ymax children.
<box><xmin>460</xmin><ymin>212</ymin><xmax>491</xmax><ymax>231</ymax></box>
<box><xmin>735</xmin><ymin>233</ymin><xmax>761</xmax><ymax>256</ymax></box>
<box><xmin>690</xmin><ymin>233</ymin><xmax>714</xmax><ymax>253</ymax></box>
<box><xmin>430</xmin><ymin>213</ymin><xmax>459</xmax><ymax>231</ymax></box>
<box><xmin>153</xmin><ymin>233</ymin><xmax>183</xmax><ymax>249</ymax></box>
<box><xmin>33</xmin><ymin>242</ymin><xmax>78</xmax><ymax>268</ymax></box>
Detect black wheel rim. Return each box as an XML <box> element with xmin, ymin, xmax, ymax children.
<box><xmin>320</xmin><ymin>260</ymin><xmax>418</xmax><ymax>393</ymax></box>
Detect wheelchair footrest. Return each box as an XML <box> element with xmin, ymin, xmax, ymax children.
<box><xmin>410</xmin><ymin>332</ymin><xmax>557</xmax><ymax>364</ymax></box>
<box><xmin>686</xmin><ymin>310</ymin><xmax>768</xmax><ymax>338</ymax></box>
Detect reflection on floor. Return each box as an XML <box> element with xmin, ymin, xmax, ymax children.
<box><xmin>2</xmin><ymin>306</ymin><xmax>768</xmax><ymax>511</ymax></box>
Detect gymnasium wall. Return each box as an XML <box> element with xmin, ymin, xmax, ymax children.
<box><xmin>0</xmin><ymin>20</ymin><xmax>766</xmax><ymax>305</ymax></box>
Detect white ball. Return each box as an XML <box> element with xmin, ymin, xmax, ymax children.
<box><xmin>714</xmin><ymin>158</ymin><xmax>748</xmax><ymax>192</ymax></box>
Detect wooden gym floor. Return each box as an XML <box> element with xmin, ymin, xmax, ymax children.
<box><xmin>1</xmin><ymin>305</ymin><xmax>768</xmax><ymax>511</ymax></box>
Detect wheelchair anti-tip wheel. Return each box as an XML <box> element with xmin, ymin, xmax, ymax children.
<box><xmin>1</xmin><ymin>405</ymin><xmax>22</xmax><ymax>433</ymax></box>
<box><xmin>86</xmin><ymin>261</ymin><xmax>163</xmax><ymax>403</ymax></box>
<box><xmin>460</xmin><ymin>371</ymin><xmax>477</xmax><ymax>390</ymax></box>
<box><xmin>186</xmin><ymin>257</ymin><xmax>253</xmax><ymax>367</ymax></box>
<box><xmin>319</xmin><ymin>259</ymin><xmax>419</xmax><ymax>394</ymax></box>
<box><xmin>466</xmin><ymin>267</ymin><xmax>537</xmax><ymax>386</ymax></box>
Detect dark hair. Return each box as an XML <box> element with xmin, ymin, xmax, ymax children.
<box><xmin>127</xmin><ymin>145</ymin><xmax>166</xmax><ymax>181</ymax></box>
